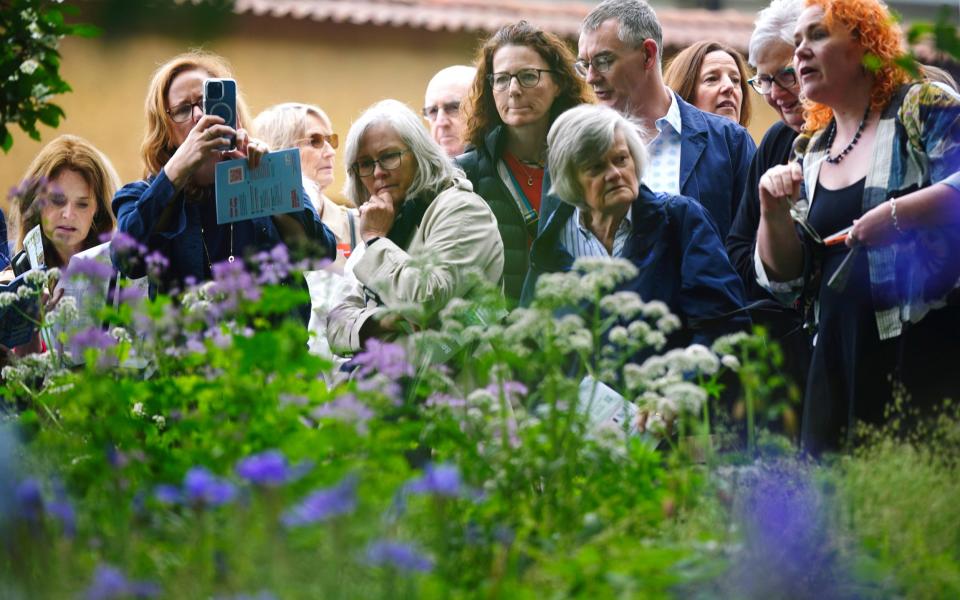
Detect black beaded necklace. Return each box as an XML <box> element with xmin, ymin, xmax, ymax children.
<box><xmin>824</xmin><ymin>104</ymin><xmax>870</xmax><ymax>164</ymax></box>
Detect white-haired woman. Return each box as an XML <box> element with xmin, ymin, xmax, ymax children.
<box><xmin>327</xmin><ymin>99</ymin><xmax>504</xmax><ymax>354</ymax></box>
<box><xmin>254</xmin><ymin>102</ymin><xmax>357</xmax><ymax>270</ymax></box>
<box><xmin>523</xmin><ymin>104</ymin><xmax>748</xmax><ymax>355</ymax></box>
<box><xmin>725</xmin><ymin>0</ymin><xmax>810</xmax><ymax>398</ymax></box>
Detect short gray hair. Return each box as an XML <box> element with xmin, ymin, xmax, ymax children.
<box><xmin>253</xmin><ymin>102</ymin><xmax>330</xmax><ymax>151</ymax></box>
<box><xmin>581</xmin><ymin>0</ymin><xmax>663</xmax><ymax>63</ymax></box>
<box><xmin>748</xmin><ymin>0</ymin><xmax>803</xmax><ymax>67</ymax></box>
<box><xmin>547</xmin><ymin>104</ymin><xmax>648</xmax><ymax>209</ymax></box>
<box><xmin>342</xmin><ymin>99</ymin><xmax>464</xmax><ymax>207</ymax></box>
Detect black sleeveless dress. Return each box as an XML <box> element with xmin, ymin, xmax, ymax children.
<box><xmin>802</xmin><ymin>179</ymin><xmax>960</xmax><ymax>454</ymax></box>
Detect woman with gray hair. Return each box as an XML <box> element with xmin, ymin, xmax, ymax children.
<box><xmin>254</xmin><ymin>102</ymin><xmax>356</xmax><ymax>270</ymax></box>
<box><xmin>327</xmin><ymin>99</ymin><xmax>504</xmax><ymax>354</ymax></box>
<box><xmin>523</xmin><ymin>104</ymin><xmax>748</xmax><ymax>353</ymax></box>
<box><xmin>724</xmin><ymin>0</ymin><xmax>810</xmax><ymax>403</ymax></box>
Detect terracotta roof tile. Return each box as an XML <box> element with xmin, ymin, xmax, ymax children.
<box><xmin>234</xmin><ymin>0</ymin><xmax>758</xmax><ymax>50</ymax></box>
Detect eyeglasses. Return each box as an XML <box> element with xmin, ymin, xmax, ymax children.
<box><xmin>296</xmin><ymin>133</ymin><xmax>339</xmax><ymax>149</ymax></box>
<box><xmin>488</xmin><ymin>69</ymin><xmax>555</xmax><ymax>91</ymax></box>
<box><xmin>166</xmin><ymin>99</ymin><xmax>203</xmax><ymax>123</ymax></box>
<box><xmin>574</xmin><ymin>54</ymin><xmax>616</xmax><ymax>78</ymax></box>
<box><xmin>353</xmin><ymin>150</ymin><xmax>408</xmax><ymax>177</ymax></box>
<box><xmin>422</xmin><ymin>101</ymin><xmax>461</xmax><ymax>122</ymax></box>
<box><xmin>747</xmin><ymin>66</ymin><xmax>798</xmax><ymax>94</ymax></box>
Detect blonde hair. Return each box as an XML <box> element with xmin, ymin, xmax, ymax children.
<box><xmin>10</xmin><ymin>134</ymin><xmax>119</xmax><ymax>266</ymax></box>
<box><xmin>140</xmin><ymin>50</ymin><xmax>252</xmax><ymax>177</ymax></box>
<box><xmin>253</xmin><ymin>102</ymin><xmax>331</xmax><ymax>152</ymax></box>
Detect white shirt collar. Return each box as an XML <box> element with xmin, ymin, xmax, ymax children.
<box><xmin>655</xmin><ymin>89</ymin><xmax>682</xmax><ymax>135</ymax></box>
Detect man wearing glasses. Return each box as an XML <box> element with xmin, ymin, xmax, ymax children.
<box><xmin>575</xmin><ymin>0</ymin><xmax>756</xmax><ymax>239</ymax></box>
<box><xmin>725</xmin><ymin>0</ymin><xmax>810</xmax><ymax>401</ymax></box>
<box><xmin>422</xmin><ymin>65</ymin><xmax>476</xmax><ymax>157</ymax></box>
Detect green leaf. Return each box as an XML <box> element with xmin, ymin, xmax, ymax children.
<box><xmin>1</xmin><ymin>126</ymin><xmax>11</xmax><ymax>153</ymax></box>
<box><xmin>70</xmin><ymin>23</ymin><xmax>101</xmax><ymax>38</ymax></box>
<box><xmin>862</xmin><ymin>53</ymin><xmax>883</xmax><ymax>72</ymax></box>
<box><xmin>36</xmin><ymin>103</ymin><xmax>63</xmax><ymax>127</ymax></box>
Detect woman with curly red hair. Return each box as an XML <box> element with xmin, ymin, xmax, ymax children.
<box><xmin>755</xmin><ymin>0</ymin><xmax>960</xmax><ymax>454</ymax></box>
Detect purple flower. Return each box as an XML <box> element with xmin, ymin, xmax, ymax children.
<box><xmin>117</xmin><ymin>285</ymin><xmax>148</xmax><ymax>303</ymax></box>
<box><xmin>145</xmin><ymin>251</ymin><xmax>169</xmax><ymax>279</ymax></box>
<box><xmin>48</xmin><ymin>480</ymin><xmax>76</xmax><ymax>537</ymax></box>
<box><xmin>425</xmin><ymin>393</ymin><xmax>467</xmax><ymax>408</ymax></box>
<box><xmin>254</xmin><ymin>244</ymin><xmax>291</xmax><ymax>285</ymax></box>
<box><xmin>282</xmin><ymin>475</ymin><xmax>357</xmax><ymax>527</ymax></box>
<box><xmin>85</xmin><ymin>564</ymin><xmax>160</xmax><ymax>600</ymax></box>
<box><xmin>485</xmin><ymin>381</ymin><xmax>528</xmax><ymax>403</ymax></box>
<box><xmin>70</xmin><ymin>326</ymin><xmax>117</xmax><ymax>357</ymax></box>
<box><xmin>15</xmin><ymin>478</ymin><xmax>44</xmax><ymax>523</ymax></box>
<box><xmin>153</xmin><ymin>484</ymin><xmax>181</xmax><ymax>505</ymax></box>
<box><xmin>109</xmin><ymin>232</ymin><xmax>147</xmax><ymax>257</ymax></box>
<box><xmin>353</xmin><ymin>339</ymin><xmax>414</xmax><ymax>380</ymax></box>
<box><xmin>235</xmin><ymin>450</ymin><xmax>312</xmax><ymax>488</ymax></box>
<box><xmin>311</xmin><ymin>395</ymin><xmax>374</xmax><ymax>434</ymax></box>
<box><xmin>405</xmin><ymin>463</ymin><xmax>464</xmax><ymax>498</ymax></box>
<box><xmin>183</xmin><ymin>467</ymin><xmax>236</xmax><ymax>508</ymax></box>
<box><xmin>365</xmin><ymin>540</ymin><xmax>433</xmax><ymax>572</ymax></box>
<box><xmin>64</xmin><ymin>257</ymin><xmax>113</xmax><ymax>281</ymax></box>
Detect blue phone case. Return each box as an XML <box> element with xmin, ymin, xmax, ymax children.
<box><xmin>203</xmin><ymin>78</ymin><xmax>237</xmax><ymax>150</ymax></box>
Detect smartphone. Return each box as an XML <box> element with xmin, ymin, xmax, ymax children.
<box><xmin>203</xmin><ymin>78</ymin><xmax>237</xmax><ymax>150</ymax></box>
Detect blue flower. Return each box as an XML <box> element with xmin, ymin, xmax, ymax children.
<box><xmin>282</xmin><ymin>475</ymin><xmax>357</xmax><ymax>527</ymax></box>
<box><xmin>183</xmin><ymin>467</ymin><xmax>236</xmax><ymax>508</ymax></box>
<box><xmin>235</xmin><ymin>450</ymin><xmax>312</xmax><ymax>488</ymax></box>
<box><xmin>85</xmin><ymin>564</ymin><xmax>159</xmax><ymax>600</ymax></box>
<box><xmin>365</xmin><ymin>540</ymin><xmax>433</xmax><ymax>572</ymax></box>
<box><xmin>404</xmin><ymin>464</ymin><xmax>475</xmax><ymax>498</ymax></box>
<box><xmin>405</xmin><ymin>463</ymin><xmax>464</xmax><ymax>498</ymax></box>
<box><xmin>15</xmin><ymin>478</ymin><xmax>44</xmax><ymax>523</ymax></box>
<box><xmin>153</xmin><ymin>484</ymin><xmax>181</xmax><ymax>505</ymax></box>
<box><xmin>48</xmin><ymin>480</ymin><xmax>76</xmax><ymax>537</ymax></box>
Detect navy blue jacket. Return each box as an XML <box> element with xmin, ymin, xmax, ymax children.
<box><xmin>523</xmin><ymin>186</ymin><xmax>750</xmax><ymax>352</ymax></box>
<box><xmin>112</xmin><ymin>169</ymin><xmax>335</xmax><ymax>289</ymax></box>
<box><xmin>540</xmin><ymin>96</ymin><xmax>756</xmax><ymax>240</ymax></box>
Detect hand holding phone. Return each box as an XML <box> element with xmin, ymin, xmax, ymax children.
<box><xmin>203</xmin><ymin>78</ymin><xmax>237</xmax><ymax>151</ymax></box>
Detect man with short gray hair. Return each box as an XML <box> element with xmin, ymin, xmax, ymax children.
<box><xmin>575</xmin><ymin>0</ymin><xmax>756</xmax><ymax>239</ymax></box>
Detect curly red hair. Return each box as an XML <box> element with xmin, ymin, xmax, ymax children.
<box><xmin>802</xmin><ymin>0</ymin><xmax>909</xmax><ymax>132</ymax></box>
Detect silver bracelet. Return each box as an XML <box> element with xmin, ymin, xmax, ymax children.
<box><xmin>889</xmin><ymin>198</ymin><xmax>904</xmax><ymax>234</ymax></box>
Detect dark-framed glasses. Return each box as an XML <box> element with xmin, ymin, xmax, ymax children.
<box><xmin>488</xmin><ymin>68</ymin><xmax>554</xmax><ymax>91</ymax></box>
<box><xmin>747</xmin><ymin>66</ymin><xmax>798</xmax><ymax>94</ymax></box>
<box><xmin>353</xmin><ymin>150</ymin><xmax>408</xmax><ymax>177</ymax></box>
<box><xmin>297</xmin><ymin>133</ymin><xmax>339</xmax><ymax>149</ymax></box>
<box><xmin>422</xmin><ymin>101</ymin><xmax>461</xmax><ymax>121</ymax></box>
<box><xmin>574</xmin><ymin>54</ymin><xmax>616</xmax><ymax>78</ymax></box>
<box><xmin>166</xmin><ymin>100</ymin><xmax>203</xmax><ymax>123</ymax></box>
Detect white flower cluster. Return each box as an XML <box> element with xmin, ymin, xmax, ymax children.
<box><xmin>1</xmin><ymin>351</ymin><xmax>66</xmax><ymax>392</ymax></box>
<box><xmin>621</xmin><ymin>344</ymin><xmax>722</xmax><ymax>421</ymax></box>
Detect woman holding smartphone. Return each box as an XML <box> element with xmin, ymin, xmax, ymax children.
<box><xmin>112</xmin><ymin>51</ymin><xmax>335</xmax><ymax>290</ymax></box>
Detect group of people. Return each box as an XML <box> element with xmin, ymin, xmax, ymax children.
<box><xmin>3</xmin><ymin>0</ymin><xmax>958</xmax><ymax>455</ymax></box>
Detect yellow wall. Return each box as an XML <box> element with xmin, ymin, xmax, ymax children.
<box><xmin>2</xmin><ymin>16</ymin><xmax>779</xmax><ymax>216</ymax></box>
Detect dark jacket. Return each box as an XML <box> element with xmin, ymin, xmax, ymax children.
<box><xmin>523</xmin><ymin>186</ymin><xmax>750</xmax><ymax>353</ymax></box>
<box><xmin>0</xmin><ymin>207</ymin><xmax>8</xmax><ymax>270</ymax></box>
<box><xmin>112</xmin><ymin>168</ymin><xmax>335</xmax><ymax>289</ymax></box>
<box><xmin>456</xmin><ymin>126</ymin><xmax>554</xmax><ymax>303</ymax></box>
<box><xmin>540</xmin><ymin>95</ymin><xmax>756</xmax><ymax>241</ymax></box>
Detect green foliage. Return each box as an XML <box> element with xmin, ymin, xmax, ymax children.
<box><xmin>0</xmin><ymin>0</ymin><xmax>99</xmax><ymax>152</ymax></box>
<box><xmin>2</xmin><ymin>259</ymin><xmax>959</xmax><ymax>597</ymax></box>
